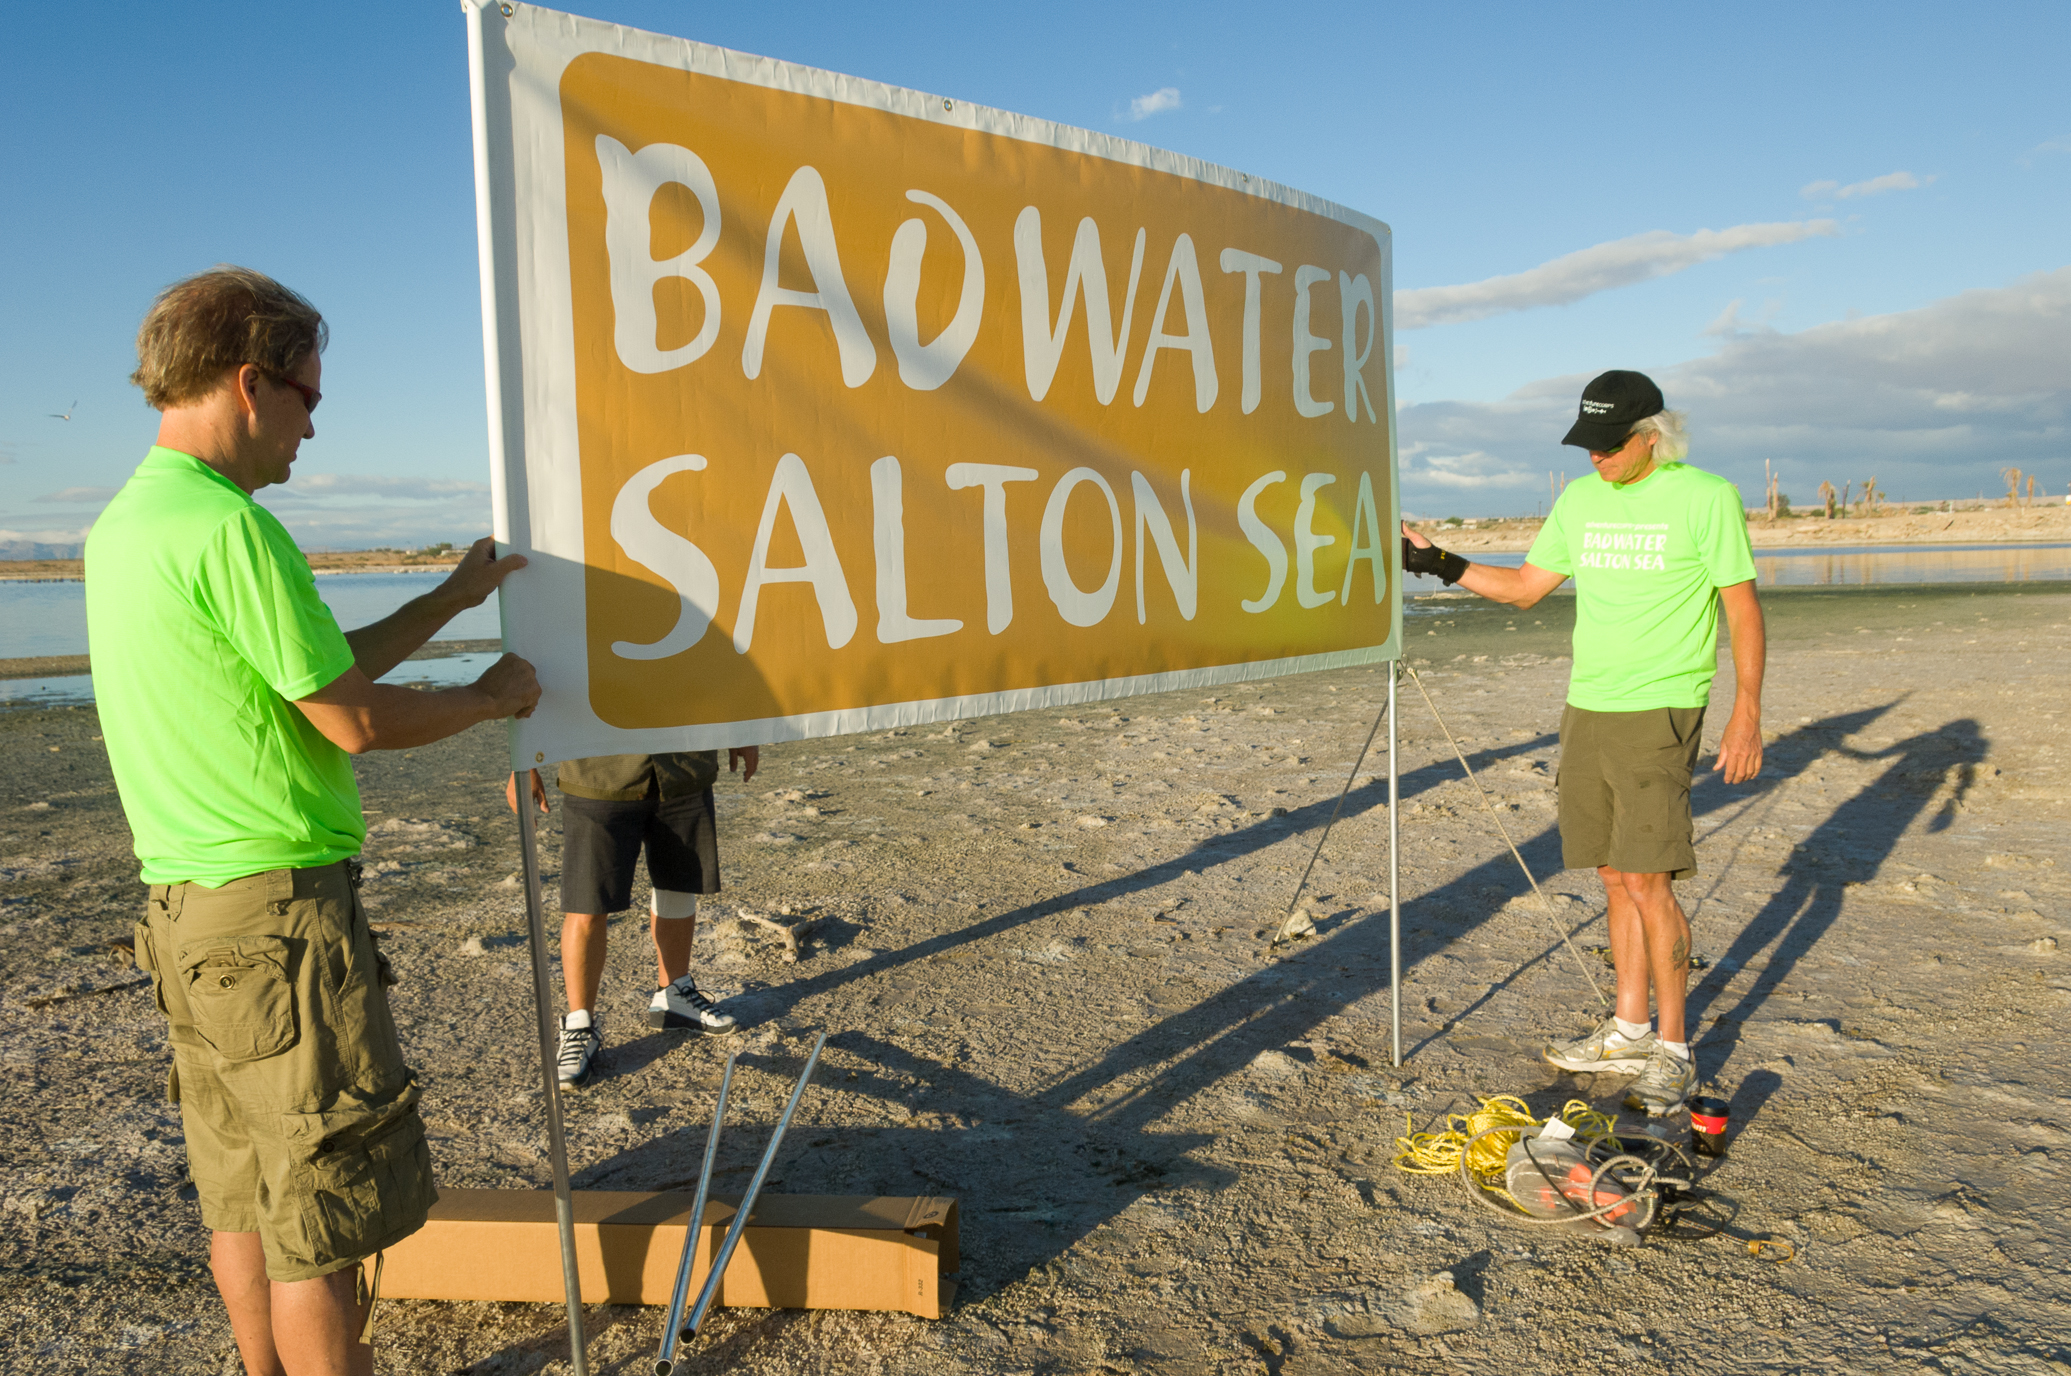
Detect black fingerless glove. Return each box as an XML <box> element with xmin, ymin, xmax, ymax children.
<box><xmin>1401</xmin><ymin>537</ymin><xmax>1470</xmax><ymax>586</ymax></box>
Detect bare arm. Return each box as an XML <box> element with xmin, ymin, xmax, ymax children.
<box><xmin>729</xmin><ymin>746</ymin><xmax>760</xmax><ymax>783</ymax></box>
<box><xmin>1714</xmin><ymin>579</ymin><xmax>1765</xmax><ymax>783</ymax></box>
<box><xmin>1401</xmin><ymin>522</ymin><xmax>1568</xmax><ymax>608</ymax></box>
<box><xmin>344</xmin><ymin>538</ymin><xmax>528</xmax><ymax>681</ymax></box>
<box><xmin>295</xmin><ymin>653</ymin><xmax>540</xmax><ymax>754</ymax></box>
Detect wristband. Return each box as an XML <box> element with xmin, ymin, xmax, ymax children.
<box><xmin>1401</xmin><ymin>537</ymin><xmax>1471</xmax><ymax>586</ymax></box>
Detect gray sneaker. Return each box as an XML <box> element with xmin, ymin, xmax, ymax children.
<box><xmin>556</xmin><ymin>1016</ymin><xmax>602</xmax><ymax>1089</ymax></box>
<box><xmin>1544</xmin><ymin>1018</ymin><xmax>1656</xmax><ymax>1074</ymax></box>
<box><xmin>1623</xmin><ymin>1044</ymin><xmax>1697</xmax><ymax>1116</ymax></box>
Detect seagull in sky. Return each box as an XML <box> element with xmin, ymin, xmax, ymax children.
<box><xmin>48</xmin><ymin>401</ymin><xmax>77</xmax><ymax>421</ymax></box>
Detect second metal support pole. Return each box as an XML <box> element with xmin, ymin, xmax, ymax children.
<box><xmin>517</xmin><ymin>790</ymin><xmax>589</xmax><ymax>1376</ymax></box>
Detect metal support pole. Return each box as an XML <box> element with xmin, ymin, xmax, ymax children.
<box><xmin>682</xmin><ymin>1034</ymin><xmax>828</xmax><ymax>1342</ymax></box>
<box><xmin>1388</xmin><ymin>661</ymin><xmax>1402</xmax><ymax>1068</ymax></box>
<box><xmin>653</xmin><ymin>1054</ymin><xmax>736</xmax><ymax>1376</ymax></box>
<box><xmin>517</xmin><ymin>795</ymin><xmax>589</xmax><ymax>1376</ymax></box>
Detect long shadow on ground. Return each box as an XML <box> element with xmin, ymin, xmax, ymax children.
<box><xmin>574</xmin><ymin>699</ymin><xmax>1980</xmax><ymax>1312</ymax></box>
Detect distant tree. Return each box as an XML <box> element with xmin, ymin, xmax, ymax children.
<box><xmin>1818</xmin><ymin>481</ymin><xmax>1838</xmax><ymax>519</ymax></box>
<box><xmin>2002</xmin><ymin>467</ymin><xmax>2023</xmax><ymax>509</ymax></box>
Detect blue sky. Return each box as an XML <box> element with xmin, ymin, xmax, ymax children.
<box><xmin>2</xmin><ymin>0</ymin><xmax>2065</xmax><ymax>548</ymax></box>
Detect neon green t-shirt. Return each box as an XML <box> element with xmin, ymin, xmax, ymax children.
<box><xmin>86</xmin><ymin>447</ymin><xmax>364</xmax><ymax>886</ymax></box>
<box><xmin>1525</xmin><ymin>461</ymin><xmax>1757</xmax><ymax>712</ymax></box>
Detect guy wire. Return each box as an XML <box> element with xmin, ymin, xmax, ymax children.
<box><xmin>1272</xmin><ymin>665</ymin><xmax>1393</xmax><ymax>948</ymax></box>
<box><xmin>1401</xmin><ymin>662</ymin><xmax>1608</xmax><ymax>1008</ymax></box>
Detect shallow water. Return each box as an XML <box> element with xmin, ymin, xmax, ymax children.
<box><xmin>6</xmin><ymin>547</ymin><xmax>2065</xmax><ymax>705</ymax></box>
<box><xmin>0</xmin><ymin>650</ymin><xmax>503</xmax><ymax>708</ymax></box>
<box><xmin>0</xmin><ymin>571</ymin><xmax>501</xmax><ymax>659</ymax></box>
<box><xmin>1404</xmin><ymin>541</ymin><xmax>2071</xmax><ymax>591</ymax></box>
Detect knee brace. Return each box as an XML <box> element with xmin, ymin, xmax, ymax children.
<box><xmin>651</xmin><ymin>889</ymin><xmax>699</xmax><ymax>921</ymax></box>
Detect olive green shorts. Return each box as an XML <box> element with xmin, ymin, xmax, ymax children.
<box><xmin>1557</xmin><ymin>705</ymin><xmax>1707</xmax><ymax>880</ymax></box>
<box><xmin>134</xmin><ymin>861</ymin><xmax>437</xmax><ymax>1282</ymax></box>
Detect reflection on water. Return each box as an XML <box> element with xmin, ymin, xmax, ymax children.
<box><xmin>1751</xmin><ymin>544</ymin><xmax>2071</xmax><ymax>586</ymax></box>
<box><xmin>1405</xmin><ymin>542</ymin><xmax>2071</xmax><ymax>591</ymax></box>
<box><xmin>0</xmin><ymin>571</ymin><xmax>501</xmax><ymax>660</ymax></box>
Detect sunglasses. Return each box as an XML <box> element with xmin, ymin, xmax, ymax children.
<box><xmin>1589</xmin><ymin>434</ymin><xmax>1632</xmax><ymax>457</ymax></box>
<box><xmin>265</xmin><ymin>370</ymin><xmax>322</xmax><ymax>415</ymax></box>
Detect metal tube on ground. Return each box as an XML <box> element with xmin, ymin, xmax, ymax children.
<box><xmin>1389</xmin><ymin>661</ymin><xmax>1401</xmax><ymax>1068</ymax></box>
<box><xmin>517</xmin><ymin>796</ymin><xmax>589</xmax><ymax>1375</ymax></box>
<box><xmin>681</xmin><ymin>1033</ymin><xmax>828</xmax><ymax>1340</ymax></box>
<box><xmin>653</xmin><ymin>1053</ymin><xmax>736</xmax><ymax>1376</ymax></box>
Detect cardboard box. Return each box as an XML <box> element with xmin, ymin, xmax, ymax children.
<box><xmin>380</xmin><ymin>1190</ymin><xmax>957</xmax><ymax>1319</ymax></box>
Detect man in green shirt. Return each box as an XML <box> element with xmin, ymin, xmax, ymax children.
<box><xmin>1401</xmin><ymin>370</ymin><xmax>1765</xmax><ymax>1116</ymax></box>
<box><xmin>88</xmin><ymin>266</ymin><xmax>540</xmax><ymax>1376</ymax></box>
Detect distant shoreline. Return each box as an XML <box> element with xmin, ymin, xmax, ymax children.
<box><xmin>0</xmin><ymin>550</ymin><xmax>464</xmax><ymax>582</ymax></box>
<box><xmin>0</xmin><ymin>638</ymin><xmax>502</xmax><ymax>682</ymax></box>
<box><xmin>7</xmin><ymin>504</ymin><xmax>2065</xmax><ymax>579</ymax></box>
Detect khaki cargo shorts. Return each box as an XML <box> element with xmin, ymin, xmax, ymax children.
<box><xmin>134</xmin><ymin>861</ymin><xmax>437</xmax><ymax>1282</ymax></box>
<box><xmin>1558</xmin><ymin>705</ymin><xmax>1707</xmax><ymax>880</ymax></box>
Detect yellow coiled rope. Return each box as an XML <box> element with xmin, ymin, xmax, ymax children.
<box><xmin>1392</xmin><ymin>1095</ymin><xmax>1621</xmax><ymax>1189</ymax></box>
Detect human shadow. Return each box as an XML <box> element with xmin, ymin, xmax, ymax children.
<box><xmin>560</xmin><ymin>702</ymin><xmax>1950</xmax><ymax>1312</ymax></box>
<box><xmin>1687</xmin><ymin>715</ymin><xmax>1988</xmax><ymax>1077</ymax></box>
<box><xmin>749</xmin><ymin>728</ymin><xmax>1563</xmax><ymax>1024</ymax></box>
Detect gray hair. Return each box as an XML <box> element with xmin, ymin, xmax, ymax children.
<box><xmin>1632</xmin><ymin>409</ymin><xmax>1689</xmax><ymax>463</ymax></box>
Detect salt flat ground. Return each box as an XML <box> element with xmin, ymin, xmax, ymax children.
<box><xmin>1</xmin><ymin>584</ymin><xmax>2067</xmax><ymax>1375</ymax></box>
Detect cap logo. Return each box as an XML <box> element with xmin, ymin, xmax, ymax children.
<box><xmin>1581</xmin><ymin>400</ymin><xmax>1613</xmax><ymax>415</ymax></box>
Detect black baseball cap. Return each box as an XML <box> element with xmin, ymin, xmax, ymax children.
<box><xmin>1562</xmin><ymin>370</ymin><xmax>1664</xmax><ymax>452</ymax></box>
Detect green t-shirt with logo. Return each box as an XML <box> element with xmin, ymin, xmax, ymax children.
<box><xmin>1525</xmin><ymin>462</ymin><xmax>1757</xmax><ymax>711</ymax></box>
<box><xmin>86</xmin><ymin>447</ymin><xmax>364</xmax><ymax>886</ymax></box>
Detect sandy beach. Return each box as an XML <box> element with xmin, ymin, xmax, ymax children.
<box><xmin>2</xmin><ymin>581</ymin><xmax>2067</xmax><ymax>1374</ymax></box>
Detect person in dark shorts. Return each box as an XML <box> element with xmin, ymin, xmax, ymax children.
<box><xmin>1400</xmin><ymin>370</ymin><xmax>1765</xmax><ymax>1116</ymax></box>
<box><xmin>508</xmin><ymin>749</ymin><xmax>758</xmax><ymax>1087</ymax></box>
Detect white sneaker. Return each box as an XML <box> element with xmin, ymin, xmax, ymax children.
<box><xmin>1543</xmin><ymin>1017</ymin><xmax>1656</xmax><ymax>1074</ymax></box>
<box><xmin>646</xmin><ymin>976</ymin><xmax>737</xmax><ymax>1034</ymax></box>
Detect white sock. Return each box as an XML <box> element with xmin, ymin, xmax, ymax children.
<box><xmin>563</xmin><ymin>1008</ymin><xmax>593</xmax><ymax>1031</ymax></box>
<box><xmin>1612</xmin><ymin>1017</ymin><xmax>1650</xmax><ymax>1042</ymax></box>
<box><xmin>1660</xmin><ymin>1039</ymin><xmax>1691</xmax><ymax>1060</ymax></box>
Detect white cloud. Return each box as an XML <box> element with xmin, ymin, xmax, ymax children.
<box><xmin>1394</xmin><ymin>269</ymin><xmax>2071</xmax><ymax>509</ymax></box>
<box><xmin>1395</xmin><ymin>222</ymin><xmax>1839</xmax><ymax>330</ymax></box>
<box><xmin>1703</xmin><ymin>297</ymin><xmax>1785</xmax><ymax>338</ymax></box>
<box><xmin>2022</xmin><ymin>137</ymin><xmax>2071</xmax><ymax>168</ymax></box>
<box><xmin>1400</xmin><ymin>444</ymin><xmax>1538</xmax><ymax>490</ymax></box>
<box><xmin>282</xmin><ymin>474</ymin><xmax>489</xmax><ymax>500</ymax></box>
<box><xmin>35</xmin><ymin>486</ymin><xmax>119</xmax><ymax>504</ymax></box>
<box><xmin>251</xmin><ymin>473</ymin><xmax>495</xmax><ymax>547</ymax></box>
<box><xmin>1126</xmin><ymin>87</ymin><xmax>1182</xmax><ymax>121</ymax></box>
<box><xmin>1800</xmin><ymin>170</ymin><xmax>1932</xmax><ymax>200</ymax></box>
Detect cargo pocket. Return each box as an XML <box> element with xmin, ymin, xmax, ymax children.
<box><xmin>178</xmin><ymin>937</ymin><xmax>298</xmax><ymax>1062</ymax></box>
<box><xmin>133</xmin><ymin>918</ymin><xmax>169</xmax><ymax>1016</ymax></box>
<box><xmin>293</xmin><ymin>1107</ymin><xmax>438</xmax><ymax>1262</ymax></box>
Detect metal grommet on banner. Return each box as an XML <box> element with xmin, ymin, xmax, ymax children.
<box><xmin>942</xmin><ymin>98</ymin><xmax>953</xmax><ymax>111</ymax></box>
<box><xmin>535</xmin><ymin>752</ymin><xmax>544</xmax><ymax>763</ymax></box>
<box><xmin>499</xmin><ymin>3</ymin><xmax>514</xmax><ymax>15</ymax></box>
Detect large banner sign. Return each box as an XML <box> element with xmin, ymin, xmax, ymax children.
<box><xmin>466</xmin><ymin>2</ymin><xmax>1399</xmax><ymax>766</ymax></box>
